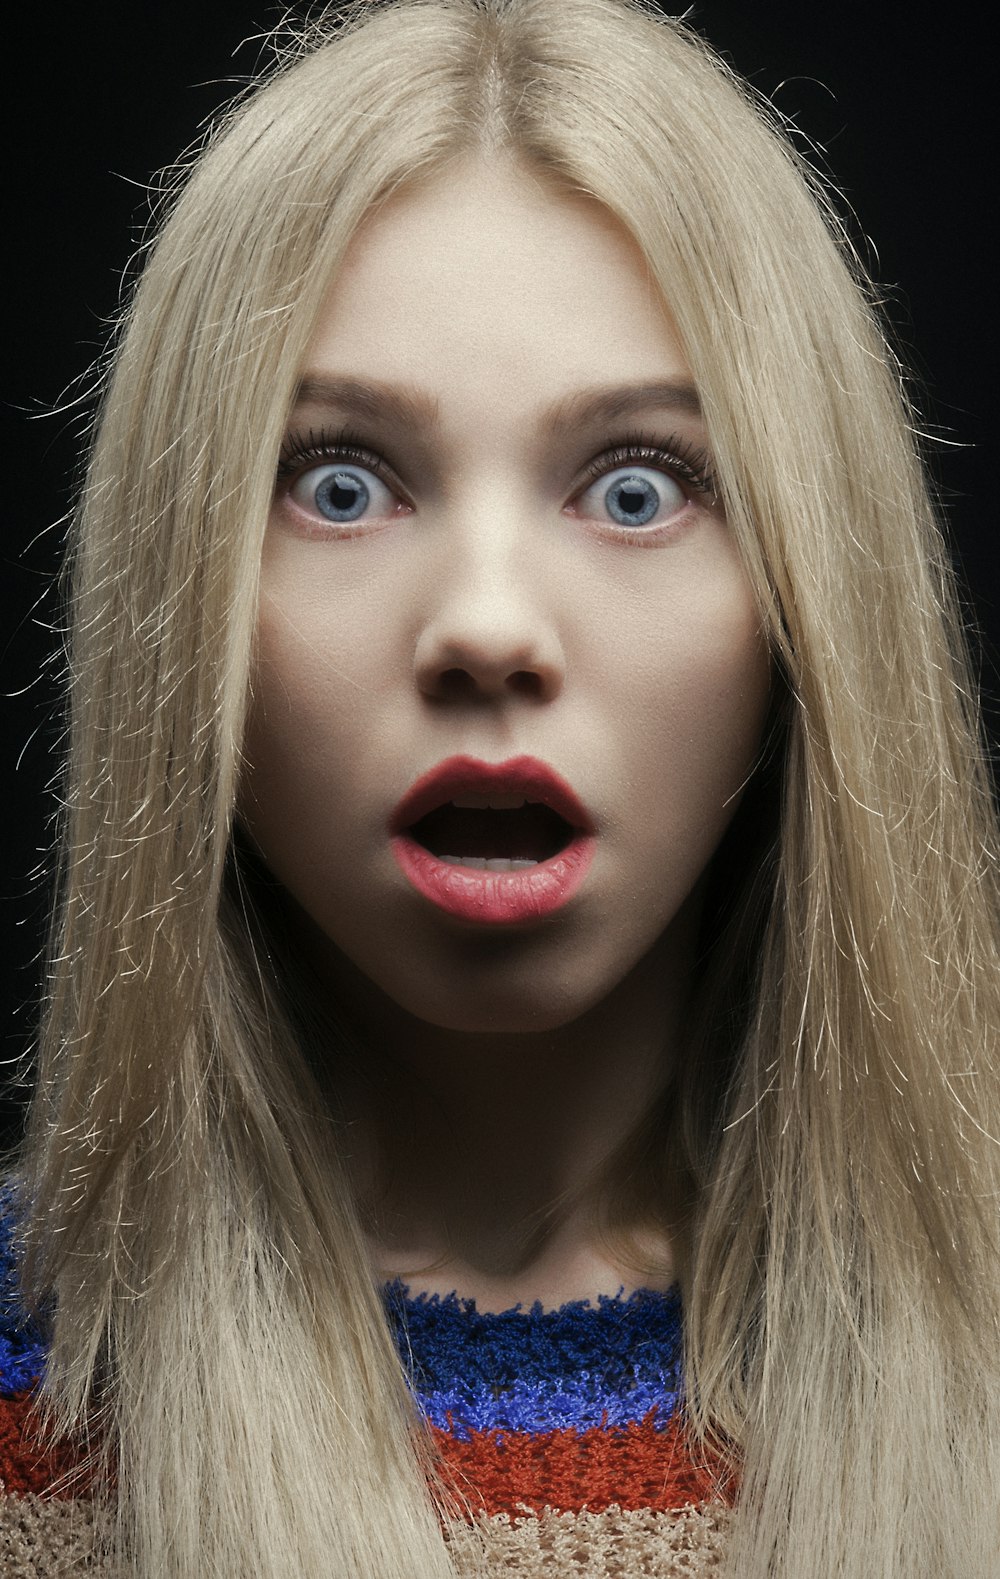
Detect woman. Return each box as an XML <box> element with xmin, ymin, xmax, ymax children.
<box><xmin>3</xmin><ymin>1</ymin><xmax>998</xmax><ymax>1575</ymax></box>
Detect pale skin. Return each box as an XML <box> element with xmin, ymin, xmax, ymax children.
<box><xmin>240</xmin><ymin>156</ymin><xmax>772</xmax><ymax>1311</ymax></box>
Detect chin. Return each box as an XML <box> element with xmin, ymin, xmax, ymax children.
<box><xmin>373</xmin><ymin>962</ymin><xmax>613</xmax><ymax>1037</ymax></box>
<box><xmin>410</xmin><ymin>1001</ymin><xmax>584</xmax><ymax>1035</ymax></box>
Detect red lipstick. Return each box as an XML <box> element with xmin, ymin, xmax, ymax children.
<box><xmin>389</xmin><ymin>754</ymin><xmax>597</xmax><ymax>924</ymax></box>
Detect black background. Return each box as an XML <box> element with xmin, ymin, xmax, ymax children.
<box><xmin>2</xmin><ymin>5</ymin><xmax>995</xmax><ymax>1141</ymax></box>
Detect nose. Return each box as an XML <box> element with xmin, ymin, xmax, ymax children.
<box><xmin>413</xmin><ymin>526</ymin><xmax>566</xmax><ymax>704</ymax></box>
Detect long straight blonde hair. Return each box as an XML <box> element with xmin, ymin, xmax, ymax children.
<box><xmin>15</xmin><ymin>2</ymin><xmax>1000</xmax><ymax>1575</ymax></box>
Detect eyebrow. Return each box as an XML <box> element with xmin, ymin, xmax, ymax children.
<box><xmin>542</xmin><ymin>379</ymin><xmax>703</xmax><ymax>436</ymax></box>
<box><xmin>289</xmin><ymin>374</ymin><xmax>703</xmax><ymax>434</ymax></box>
<box><xmin>292</xmin><ymin>375</ymin><xmax>441</xmax><ymax>431</ymax></box>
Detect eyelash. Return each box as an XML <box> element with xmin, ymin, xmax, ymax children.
<box><xmin>276</xmin><ymin>427</ymin><xmax>394</xmax><ymax>486</ymax></box>
<box><xmin>275</xmin><ymin>424</ymin><xmax>717</xmax><ymax>536</ymax></box>
<box><xmin>576</xmin><ymin>429</ymin><xmax>717</xmax><ymax>504</ymax></box>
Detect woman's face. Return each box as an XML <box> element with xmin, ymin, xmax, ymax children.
<box><xmin>240</xmin><ymin>158</ymin><xmax>771</xmax><ymax>1034</ymax></box>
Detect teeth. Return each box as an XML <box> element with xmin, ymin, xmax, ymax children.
<box><xmin>438</xmin><ymin>855</ymin><xmax>539</xmax><ymax>870</ymax></box>
<box><xmin>449</xmin><ymin>794</ymin><xmax>528</xmax><ymax>810</ymax></box>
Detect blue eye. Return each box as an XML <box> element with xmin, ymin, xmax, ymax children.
<box><xmin>289</xmin><ymin>462</ymin><xmax>397</xmax><ymax>523</ymax></box>
<box><xmin>577</xmin><ymin>464</ymin><xmax>687</xmax><ymax>529</ymax></box>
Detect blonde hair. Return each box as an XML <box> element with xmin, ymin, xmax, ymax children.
<box><xmin>16</xmin><ymin>2</ymin><xmax>1000</xmax><ymax>1575</ymax></box>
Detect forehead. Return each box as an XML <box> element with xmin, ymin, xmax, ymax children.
<box><xmin>299</xmin><ymin>156</ymin><xmax>695</xmax><ymax>417</ymax></box>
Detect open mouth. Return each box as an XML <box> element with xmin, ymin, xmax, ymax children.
<box><xmin>407</xmin><ymin>800</ymin><xmax>575</xmax><ymax>870</ymax></box>
<box><xmin>390</xmin><ymin>758</ymin><xmax>596</xmax><ymax>922</ymax></box>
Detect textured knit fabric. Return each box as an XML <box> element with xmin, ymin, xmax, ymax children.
<box><xmin>386</xmin><ymin>1282</ymin><xmax>736</xmax><ymax>1574</ymax></box>
<box><xmin>1</xmin><ymin>1201</ymin><xmax>113</xmax><ymax>1575</ymax></box>
<box><xmin>2</xmin><ymin>1205</ymin><xmax>734</xmax><ymax>1575</ymax></box>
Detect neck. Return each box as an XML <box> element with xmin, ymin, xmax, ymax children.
<box><xmin>293</xmin><ymin>906</ymin><xmax>700</xmax><ymax>1309</ymax></box>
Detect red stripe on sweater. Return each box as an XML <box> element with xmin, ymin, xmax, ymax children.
<box><xmin>431</xmin><ymin>1410</ymin><xmax>737</xmax><ymax>1517</ymax></box>
<box><xmin>0</xmin><ymin>1390</ymin><xmax>92</xmax><ymax>1499</ymax></box>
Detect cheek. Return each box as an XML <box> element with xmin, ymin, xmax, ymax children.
<box><xmin>239</xmin><ymin>595</ymin><xmax>360</xmax><ymax>841</ymax></box>
<box><xmin>674</xmin><ymin>614</ymin><xmax>770</xmax><ymax>771</ymax></box>
<box><xmin>624</xmin><ymin>550</ymin><xmax>769</xmax><ymax>713</ymax></box>
<box><xmin>618</xmin><ymin>574</ymin><xmax>771</xmax><ymax>854</ymax></box>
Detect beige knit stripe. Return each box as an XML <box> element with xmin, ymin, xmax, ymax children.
<box><xmin>2</xmin><ymin>1488</ymin><xmax>733</xmax><ymax>1576</ymax></box>
<box><xmin>1</xmin><ymin>1487</ymin><xmax>113</xmax><ymax>1577</ymax></box>
<box><xmin>446</xmin><ymin>1500</ymin><xmax>734</xmax><ymax>1576</ymax></box>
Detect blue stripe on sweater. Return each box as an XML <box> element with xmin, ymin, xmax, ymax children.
<box><xmin>0</xmin><ymin>1187</ymin><xmax>48</xmax><ymax>1396</ymax></box>
<box><xmin>384</xmin><ymin>1281</ymin><xmax>684</xmax><ymax>1437</ymax></box>
<box><xmin>415</xmin><ymin>1373</ymin><xmax>681</xmax><ymax>1436</ymax></box>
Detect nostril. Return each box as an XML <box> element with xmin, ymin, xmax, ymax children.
<box><xmin>432</xmin><ymin>667</ymin><xmax>544</xmax><ymax>699</ymax></box>
<box><xmin>437</xmin><ymin>668</ymin><xmax>476</xmax><ymax>697</ymax></box>
<box><xmin>509</xmin><ymin>670</ymin><xmax>544</xmax><ymax>697</ymax></box>
<box><xmin>414</xmin><ymin>616</ymin><xmax>565</xmax><ymax>706</ymax></box>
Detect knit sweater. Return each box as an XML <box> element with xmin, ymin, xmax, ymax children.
<box><xmin>2</xmin><ymin>1214</ymin><xmax>734</xmax><ymax>1575</ymax></box>
<box><xmin>384</xmin><ymin>1282</ymin><xmax>735</xmax><ymax>1574</ymax></box>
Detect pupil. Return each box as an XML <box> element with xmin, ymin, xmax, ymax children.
<box><xmin>316</xmin><ymin>470</ymin><xmax>369</xmax><ymax>521</ymax></box>
<box><xmin>608</xmin><ymin>475</ymin><xmax>658</xmax><ymax>526</ymax></box>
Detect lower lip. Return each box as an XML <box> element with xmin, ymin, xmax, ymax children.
<box><xmin>390</xmin><ymin>832</ymin><xmax>597</xmax><ymax>924</ymax></box>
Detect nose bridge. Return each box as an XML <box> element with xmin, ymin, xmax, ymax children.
<box><xmin>444</xmin><ymin>493</ymin><xmax>530</xmax><ymax>611</ymax></box>
<box><xmin>413</xmin><ymin>491</ymin><xmax>564</xmax><ymax>700</ymax></box>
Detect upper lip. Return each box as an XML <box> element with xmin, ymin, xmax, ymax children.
<box><xmin>390</xmin><ymin>754</ymin><xmax>596</xmax><ymax>836</ymax></box>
